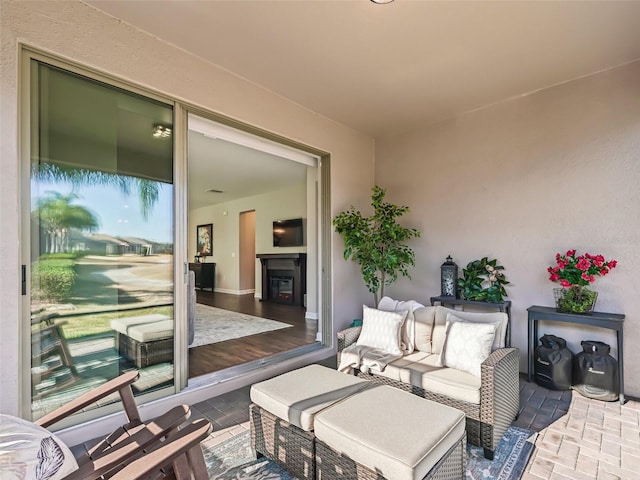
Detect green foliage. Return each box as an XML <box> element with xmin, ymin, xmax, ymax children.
<box><xmin>457</xmin><ymin>257</ymin><xmax>510</xmax><ymax>303</ymax></box>
<box><xmin>333</xmin><ymin>186</ymin><xmax>421</xmax><ymax>305</ymax></box>
<box><xmin>32</xmin><ymin>258</ymin><xmax>77</xmax><ymax>303</ymax></box>
<box><xmin>554</xmin><ymin>286</ymin><xmax>597</xmax><ymax>314</ymax></box>
<box><xmin>33</xmin><ymin>163</ymin><xmax>161</xmax><ymax>220</ymax></box>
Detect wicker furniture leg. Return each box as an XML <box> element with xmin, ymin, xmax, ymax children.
<box><xmin>250</xmin><ymin>404</ymin><xmax>316</xmax><ymax>480</ymax></box>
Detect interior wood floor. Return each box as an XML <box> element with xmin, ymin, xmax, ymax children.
<box><xmin>188</xmin><ymin>291</ymin><xmax>317</xmax><ymax>378</ymax></box>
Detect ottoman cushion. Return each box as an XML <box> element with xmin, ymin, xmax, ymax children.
<box><xmin>250</xmin><ymin>365</ymin><xmax>369</xmax><ymax>431</ymax></box>
<box><xmin>111</xmin><ymin>314</ymin><xmax>173</xmax><ymax>343</ymax></box>
<box><xmin>314</xmin><ymin>385</ymin><xmax>466</xmax><ymax>480</ymax></box>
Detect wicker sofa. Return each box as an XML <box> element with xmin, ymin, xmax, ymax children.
<box><xmin>337</xmin><ymin>304</ymin><xmax>519</xmax><ymax>460</ymax></box>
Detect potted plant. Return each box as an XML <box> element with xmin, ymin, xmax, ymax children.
<box><xmin>548</xmin><ymin>249</ymin><xmax>617</xmax><ymax>313</ymax></box>
<box><xmin>333</xmin><ymin>186</ymin><xmax>421</xmax><ymax>305</ymax></box>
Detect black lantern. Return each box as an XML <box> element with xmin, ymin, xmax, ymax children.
<box><xmin>440</xmin><ymin>256</ymin><xmax>458</xmax><ymax>298</ymax></box>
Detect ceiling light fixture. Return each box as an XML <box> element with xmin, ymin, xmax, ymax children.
<box><xmin>370</xmin><ymin>0</ymin><xmax>394</xmax><ymax>4</ymax></box>
<box><xmin>206</xmin><ymin>188</ymin><xmax>224</xmax><ymax>193</ymax></box>
<box><xmin>152</xmin><ymin>124</ymin><xmax>172</xmax><ymax>138</ymax></box>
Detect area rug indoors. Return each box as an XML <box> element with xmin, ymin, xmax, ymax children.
<box><xmin>204</xmin><ymin>426</ymin><xmax>537</xmax><ymax>480</ymax></box>
<box><xmin>191</xmin><ymin>304</ymin><xmax>293</xmax><ymax>348</ymax></box>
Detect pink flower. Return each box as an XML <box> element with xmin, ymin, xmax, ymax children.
<box><xmin>560</xmin><ymin>279</ymin><xmax>571</xmax><ymax>288</ymax></box>
<box><xmin>549</xmin><ymin>274</ymin><xmax>560</xmax><ymax>282</ymax></box>
<box><xmin>557</xmin><ymin>260</ymin><xmax>566</xmax><ymax>269</ymax></box>
<box><xmin>566</xmin><ymin>249</ymin><xmax>576</xmax><ymax>257</ymax></box>
<box><xmin>581</xmin><ymin>272</ymin><xmax>596</xmax><ymax>283</ymax></box>
<box><xmin>594</xmin><ymin>258</ymin><xmax>604</xmax><ymax>267</ymax></box>
<box><xmin>608</xmin><ymin>260</ymin><xmax>618</xmax><ymax>269</ymax></box>
<box><xmin>600</xmin><ymin>269</ymin><xmax>608</xmax><ymax>276</ymax></box>
<box><xmin>576</xmin><ymin>258</ymin><xmax>591</xmax><ymax>271</ymax></box>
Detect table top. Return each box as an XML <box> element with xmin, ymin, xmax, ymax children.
<box><xmin>527</xmin><ymin>305</ymin><xmax>624</xmax><ymax>322</ymax></box>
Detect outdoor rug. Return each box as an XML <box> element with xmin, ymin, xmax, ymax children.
<box><xmin>191</xmin><ymin>305</ymin><xmax>293</xmax><ymax>348</ymax></box>
<box><xmin>203</xmin><ymin>426</ymin><xmax>537</xmax><ymax>480</ymax></box>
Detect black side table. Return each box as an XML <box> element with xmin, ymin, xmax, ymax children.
<box><xmin>527</xmin><ymin>305</ymin><xmax>625</xmax><ymax>404</ymax></box>
<box><xmin>430</xmin><ymin>296</ymin><xmax>512</xmax><ymax>347</ymax></box>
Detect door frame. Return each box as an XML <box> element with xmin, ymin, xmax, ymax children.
<box><xmin>19</xmin><ymin>46</ymin><xmax>188</xmax><ymax>422</ymax></box>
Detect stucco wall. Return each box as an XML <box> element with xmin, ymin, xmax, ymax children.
<box><xmin>375</xmin><ymin>61</ymin><xmax>640</xmax><ymax>397</ymax></box>
<box><xmin>0</xmin><ymin>0</ymin><xmax>374</xmax><ymax>416</ymax></box>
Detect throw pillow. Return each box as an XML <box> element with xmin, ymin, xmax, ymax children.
<box><xmin>0</xmin><ymin>414</ymin><xmax>79</xmax><ymax>480</ymax></box>
<box><xmin>438</xmin><ymin>314</ymin><xmax>497</xmax><ymax>377</ymax></box>
<box><xmin>377</xmin><ymin>296</ymin><xmax>425</xmax><ymax>354</ymax></box>
<box><xmin>356</xmin><ymin>306</ymin><xmax>407</xmax><ymax>356</ymax></box>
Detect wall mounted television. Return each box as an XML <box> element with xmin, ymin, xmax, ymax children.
<box><xmin>273</xmin><ymin>218</ymin><xmax>304</xmax><ymax>247</ymax></box>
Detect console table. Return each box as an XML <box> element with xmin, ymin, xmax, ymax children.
<box><xmin>189</xmin><ymin>262</ymin><xmax>215</xmax><ymax>291</ymax></box>
<box><xmin>430</xmin><ymin>296</ymin><xmax>512</xmax><ymax>347</ymax></box>
<box><xmin>527</xmin><ymin>305</ymin><xmax>625</xmax><ymax>404</ymax></box>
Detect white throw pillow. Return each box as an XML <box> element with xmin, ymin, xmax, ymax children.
<box><xmin>356</xmin><ymin>305</ymin><xmax>407</xmax><ymax>356</ymax></box>
<box><xmin>0</xmin><ymin>414</ymin><xmax>79</xmax><ymax>480</ymax></box>
<box><xmin>377</xmin><ymin>296</ymin><xmax>425</xmax><ymax>354</ymax></box>
<box><xmin>438</xmin><ymin>314</ymin><xmax>497</xmax><ymax>377</ymax></box>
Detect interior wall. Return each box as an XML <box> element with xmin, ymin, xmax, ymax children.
<box><xmin>0</xmin><ymin>0</ymin><xmax>375</xmax><ymax>417</ymax></box>
<box><xmin>188</xmin><ymin>183</ymin><xmax>308</xmax><ymax>297</ymax></box>
<box><xmin>375</xmin><ymin>61</ymin><xmax>640</xmax><ymax>397</ymax></box>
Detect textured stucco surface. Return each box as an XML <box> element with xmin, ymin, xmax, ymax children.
<box><xmin>375</xmin><ymin>61</ymin><xmax>640</xmax><ymax>397</ymax></box>
<box><xmin>0</xmin><ymin>0</ymin><xmax>374</xmax><ymax>417</ymax></box>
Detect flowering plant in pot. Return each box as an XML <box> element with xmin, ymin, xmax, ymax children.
<box><xmin>547</xmin><ymin>249</ymin><xmax>617</xmax><ymax>313</ymax></box>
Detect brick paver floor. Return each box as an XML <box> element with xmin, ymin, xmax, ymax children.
<box><xmin>522</xmin><ymin>394</ymin><xmax>640</xmax><ymax>480</ymax></box>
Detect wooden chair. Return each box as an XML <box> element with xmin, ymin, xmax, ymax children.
<box><xmin>35</xmin><ymin>370</ymin><xmax>211</xmax><ymax>479</ymax></box>
<box><xmin>31</xmin><ymin>310</ymin><xmax>82</xmax><ymax>399</ymax></box>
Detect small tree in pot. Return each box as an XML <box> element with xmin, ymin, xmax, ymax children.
<box><xmin>333</xmin><ymin>186</ymin><xmax>421</xmax><ymax>305</ymax></box>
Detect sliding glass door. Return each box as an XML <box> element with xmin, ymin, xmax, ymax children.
<box><xmin>27</xmin><ymin>59</ymin><xmax>177</xmax><ymax>420</ymax></box>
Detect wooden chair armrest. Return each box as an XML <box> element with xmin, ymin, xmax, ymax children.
<box><xmin>36</xmin><ymin>371</ymin><xmax>141</xmax><ymax>429</ymax></box>
<box><xmin>68</xmin><ymin>405</ymin><xmax>191</xmax><ymax>479</ymax></box>
<box><xmin>109</xmin><ymin>419</ymin><xmax>212</xmax><ymax>480</ymax></box>
<box><xmin>31</xmin><ymin>312</ymin><xmax>60</xmax><ymax>326</ymax></box>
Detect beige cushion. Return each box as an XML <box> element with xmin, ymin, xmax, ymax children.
<box><xmin>315</xmin><ymin>385</ymin><xmax>465</xmax><ymax>480</ymax></box>
<box><xmin>110</xmin><ymin>314</ymin><xmax>174</xmax><ymax>342</ymax></box>
<box><xmin>420</xmin><ymin>364</ymin><xmax>482</xmax><ymax>404</ymax></box>
<box><xmin>431</xmin><ymin>306</ymin><xmax>507</xmax><ymax>354</ymax></box>
<box><xmin>249</xmin><ymin>365</ymin><xmax>369</xmax><ymax>431</ymax></box>
<box><xmin>365</xmin><ymin>353</ymin><xmax>482</xmax><ymax>404</ymax></box>
<box><xmin>377</xmin><ymin>297</ymin><xmax>425</xmax><ymax>354</ymax></box>
<box><xmin>413</xmin><ymin>306</ymin><xmax>436</xmax><ymax>353</ymax></box>
<box><xmin>438</xmin><ymin>314</ymin><xmax>497</xmax><ymax>377</ymax></box>
<box><xmin>356</xmin><ymin>306</ymin><xmax>407</xmax><ymax>356</ymax></box>
<box><xmin>0</xmin><ymin>414</ymin><xmax>79</xmax><ymax>480</ymax></box>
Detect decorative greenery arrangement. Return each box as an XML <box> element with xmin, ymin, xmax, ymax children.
<box><xmin>457</xmin><ymin>257</ymin><xmax>509</xmax><ymax>303</ymax></box>
<box><xmin>548</xmin><ymin>249</ymin><xmax>618</xmax><ymax>313</ymax></box>
<box><xmin>333</xmin><ymin>186</ymin><xmax>421</xmax><ymax>305</ymax></box>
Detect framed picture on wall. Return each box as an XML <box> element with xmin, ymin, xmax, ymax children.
<box><xmin>196</xmin><ymin>223</ymin><xmax>213</xmax><ymax>256</ymax></box>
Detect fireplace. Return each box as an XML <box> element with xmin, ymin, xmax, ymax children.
<box><xmin>257</xmin><ymin>253</ymin><xmax>306</xmax><ymax>307</ymax></box>
<box><xmin>270</xmin><ymin>272</ymin><xmax>294</xmax><ymax>304</ymax></box>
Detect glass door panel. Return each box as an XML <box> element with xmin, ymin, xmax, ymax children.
<box><xmin>29</xmin><ymin>61</ymin><xmax>175</xmax><ymax>420</ymax></box>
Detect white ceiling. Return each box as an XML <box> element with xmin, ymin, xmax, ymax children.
<box><xmin>86</xmin><ymin>1</ymin><xmax>640</xmax><ymax>137</ymax></box>
<box><xmin>83</xmin><ymin>0</ymin><xmax>640</xmax><ymax>208</ymax></box>
<box><xmin>188</xmin><ymin>130</ymin><xmax>308</xmax><ymax>210</ymax></box>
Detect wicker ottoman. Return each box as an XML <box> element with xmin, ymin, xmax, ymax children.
<box><xmin>249</xmin><ymin>365</ymin><xmax>370</xmax><ymax>480</ymax></box>
<box><xmin>314</xmin><ymin>385</ymin><xmax>467</xmax><ymax>480</ymax></box>
<box><xmin>110</xmin><ymin>314</ymin><xmax>174</xmax><ymax>368</ymax></box>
